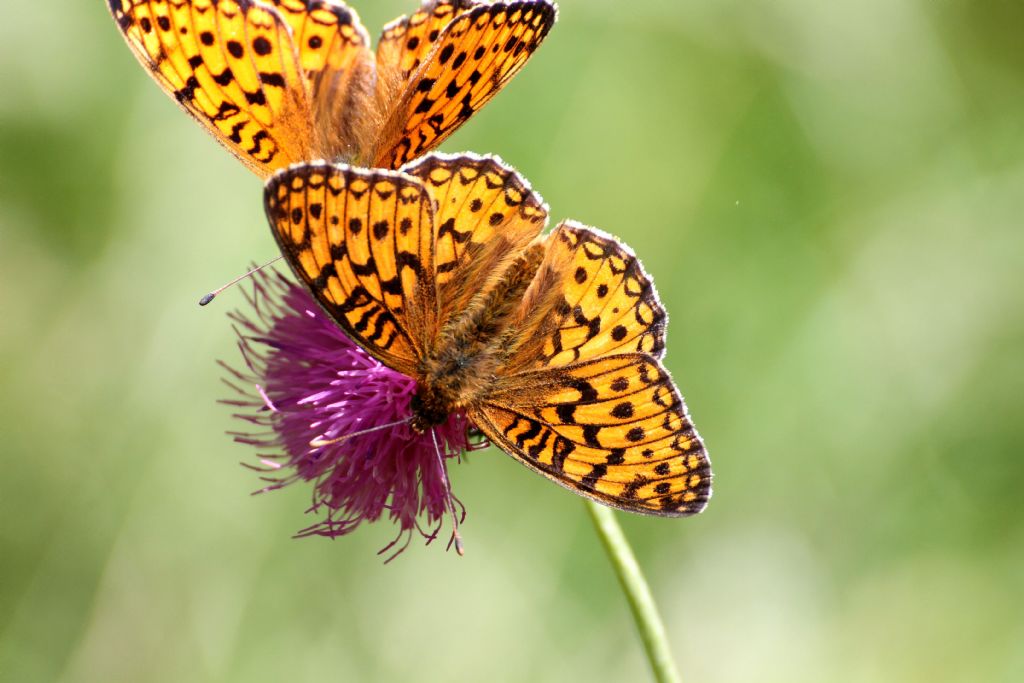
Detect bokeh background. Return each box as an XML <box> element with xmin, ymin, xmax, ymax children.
<box><xmin>2</xmin><ymin>1</ymin><xmax>1022</xmax><ymax>681</ymax></box>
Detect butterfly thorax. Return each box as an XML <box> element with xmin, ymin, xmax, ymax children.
<box><xmin>409</xmin><ymin>245</ymin><xmax>546</xmax><ymax>433</ymax></box>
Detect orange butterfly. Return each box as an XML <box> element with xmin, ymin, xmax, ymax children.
<box><xmin>107</xmin><ymin>0</ymin><xmax>556</xmax><ymax>175</ymax></box>
<box><xmin>264</xmin><ymin>154</ymin><xmax>712</xmax><ymax>516</ymax></box>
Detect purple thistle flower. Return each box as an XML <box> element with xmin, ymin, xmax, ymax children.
<box><xmin>220</xmin><ymin>269</ymin><xmax>481</xmax><ymax>560</ymax></box>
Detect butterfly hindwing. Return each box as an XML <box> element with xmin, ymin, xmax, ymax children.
<box><xmin>472</xmin><ymin>354</ymin><xmax>711</xmax><ymax>516</ymax></box>
<box><xmin>373</xmin><ymin>1</ymin><xmax>558</xmax><ymax>168</ymax></box>
<box><xmin>108</xmin><ymin>0</ymin><xmax>314</xmax><ymax>177</ymax></box>
<box><xmin>402</xmin><ymin>153</ymin><xmax>548</xmax><ymax>320</ymax></box>
<box><xmin>265</xmin><ymin>162</ymin><xmax>438</xmax><ymax>375</ymax></box>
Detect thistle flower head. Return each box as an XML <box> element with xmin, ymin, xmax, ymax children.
<box><xmin>221</xmin><ymin>270</ymin><xmax>477</xmax><ymax>560</ymax></box>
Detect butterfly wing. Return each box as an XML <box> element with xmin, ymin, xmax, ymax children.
<box><xmin>377</xmin><ymin>0</ymin><xmax>477</xmax><ymax>83</ymax></box>
<box><xmin>264</xmin><ymin>0</ymin><xmax>368</xmax><ymax>74</ymax></box>
<box><xmin>471</xmin><ymin>222</ymin><xmax>711</xmax><ymax>516</ymax></box>
<box><xmin>372</xmin><ymin>1</ymin><xmax>558</xmax><ymax>168</ymax></box>
<box><xmin>264</xmin><ymin>161</ymin><xmax>438</xmax><ymax>376</ymax></box>
<box><xmin>265</xmin><ymin>0</ymin><xmax>371</xmax><ymax>87</ymax></box>
<box><xmin>108</xmin><ymin>0</ymin><xmax>317</xmax><ymax>177</ymax></box>
<box><xmin>473</xmin><ymin>354</ymin><xmax>710</xmax><ymax>516</ymax></box>
<box><xmin>264</xmin><ymin>1</ymin><xmax>378</xmax><ymax>161</ymax></box>
<box><xmin>505</xmin><ymin>220</ymin><xmax>667</xmax><ymax>374</ymax></box>
<box><xmin>401</xmin><ymin>153</ymin><xmax>548</xmax><ymax>322</ymax></box>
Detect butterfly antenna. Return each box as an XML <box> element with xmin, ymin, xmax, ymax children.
<box><xmin>309</xmin><ymin>417</ymin><xmax>412</xmax><ymax>448</ymax></box>
<box><xmin>198</xmin><ymin>255</ymin><xmax>284</xmax><ymax>306</ymax></box>
<box><xmin>431</xmin><ymin>427</ymin><xmax>465</xmax><ymax>556</ymax></box>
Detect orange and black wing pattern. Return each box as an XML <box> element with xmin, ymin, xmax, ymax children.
<box><xmin>264</xmin><ymin>0</ymin><xmax>370</xmax><ymax>80</ymax></box>
<box><xmin>377</xmin><ymin>0</ymin><xmax>477</xmax><ymax>82</ymax></box>
<box><xmin>506</xmin><ymin>221</ymin><xmax>667</xmax><ymax>374</ymax></box>
<box><xmin>107</xmin><ymin>0</ymin><xmax>315</xmax><ymax>177</ymax></box>
<box><xmin>264</xmin><ymin>161</ymin><xmax>438</xmax><ymax>375</ymax></box>
<box><xmin>373</xmin><ymin>0</ymin><xmax>557</xmax><ymax>168</ymax></box>
<box><xmin>109</xmin><ymin>0</ymin><xmax>558</xmax><ymax>173</ymax></box>
<box><xmin>470</xmin><ymin>220</ymin><xmax>710</xmax><ymax>516</ymax></box>
<box><xmin>402</xmin><ymin>152</ymin><xmax>548</xmax><ymax>321</ymax></box>
<box><xmin>264</xmin><ymin>1</ymin><xmax>377</xmax><ymax>161</ymax></box>
<box><xmin>473</xmin><ymin>354</ymin><xmax>711</xmax><ymax>516</ymax></box>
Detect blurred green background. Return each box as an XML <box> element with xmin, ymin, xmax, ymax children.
<box><xmin>2</xmin><ymin>1</ymin><xmax>1022</xmax><ymax>681</ymax></box>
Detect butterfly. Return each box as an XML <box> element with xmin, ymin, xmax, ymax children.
<box><xmin>106</xmin><ymin>0</ymin><xmax>557</xmax><ymax>176</ymax></box>
<box><xmin>263</xmin><ymin>153</ymin><xmax>712</xmax><ymax>516</ymax></box>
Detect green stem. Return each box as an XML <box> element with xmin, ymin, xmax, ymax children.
<box><xmin>586</xmin><ymin>500</ymin><xmax>682</xmax><ymax>683</ymax></box>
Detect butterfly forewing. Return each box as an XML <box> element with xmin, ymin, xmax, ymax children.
<box><xmin>265</xmin><ymin>163</ymin><xmax>437</xmax><ymax>376</ymax></box>
<box><xmin>264</xmin><ymin>0</ymin><xmax>371</xmax><ymax>82</ymax></box>
<box><xmin>473</xmin><ymin>354</ymin><xmax>711</xmax><ymax>516</ymax></box>
<box><xmin>108</xmin><ymin>0</ymin><xmax>314</xmax><ymax>177</ymax></box>
<box><xmin>402</xmin><ymin>153</ymin><xmax>548</xmax><ymax>320</ymax></box>
<box><xmin>378</xmin><ymin>0</ymin><xmax>478</xmax><ymax>82</ymax></box>
<box><xmin>373</xmin><ymin>1</ymin><xmax>558</xmax><ymax>168</ymax></box>
<box><xmin>507</xmin><ymin>221</ymin><xmax>667</xmax><ymax>374</ymax></box>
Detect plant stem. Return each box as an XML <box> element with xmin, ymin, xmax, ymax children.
<box><xmin>586</xmin><ymin>500</ymin><xmax>682</xmax><ymax>683</ymax></box>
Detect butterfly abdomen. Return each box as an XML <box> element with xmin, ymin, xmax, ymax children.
<box><xmin>458</xmin><ymin>243</ymin><xmax>546</xmax><ymax>344</ymax></box>
<box><xmin>412</xmin><ymin>243</ymin><xmax>546</xmax><ymax>427</ymax></box>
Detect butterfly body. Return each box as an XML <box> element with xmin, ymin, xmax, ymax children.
<box><xmin>266</xmin><ymin>154</ymin><xmax>713</xmax><ymax>517</ymax></box>
<box><xmin>410</xmin><ymin>241</ymin><xmax>545</xmax><ymax>431</ymax></box>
